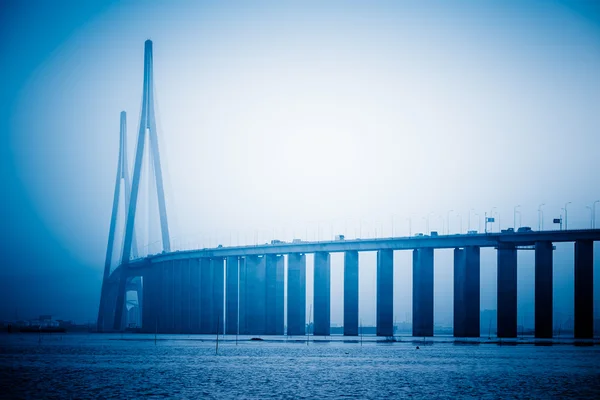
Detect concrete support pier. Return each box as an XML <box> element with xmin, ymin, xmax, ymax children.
<box><xmin>240</xmin><ymin>255</ymin><xmax>266</xmax><ymax>334</ymax></box>
<box><xmin>535</xmin><ymin>241</ymin><xmax>553</xmax><ymax>338</ymax></box>
<box><xmin>454</xmin><ymin>246</ymin><xmax>480</xmax><ymax>337</ymax></box>
<box><xmin>211</xmin><ymin>257</ymin><xmax>225</xmax><ymax>334</ymax></box>
<box><xmin>142</xmin><ymin>264</ymin><xmax>161</xmax><ymax>333</ymax></box>
<box><xmin>497</xmin><ymin>244</ymin><xmax>517</xmax><ymax>338</ymax></box>
<box><xmin>173</xmin><ymin>260</ymin><xmax>182</xmax><ymax>333</ymax></box>
<box><xmin>179</xmin><ymin>260</ymin><xmax>190</xmax><ymax>333</ymax></box>
<box><xmin>266</xmin><ymin>255</ymin><xmax>284</xmax><ymax>335</ymax></box>
<box><xmin>344</xmin><ymin>250</ymin><xmax>359</xmax><ymax>336</ymax></box>
<box><xmin>377</xmin><ymin>249</ymin><xmax>394</xmax><ymax>336</ymax></box>
<box><xmin>189</xmin><ymin>258</ymin><xmax>201</xmax><ymax>333</ymax></box>
<box><xmin>287</xmin><ymin>253</ymin><xmax>306</xmax><ymax>335</ymax></box>
<box><xmin>413</xmin><ymin>248</ymin><xmax>434</xmax><ymax>337</ymax></box>
<box><xmin>199</xmin><ymin>258</ymin><xmax>213</xmax><ymax>333</ymax></box>
<box><xmin>314</xmin><ymin>252</ymin><xmax>331</xmax><ymax>336</ymax></box>
<box><xmin>574</xmin><ymin>240</ymin><xmax>593</xmax><ymax>339</ymax></box>
<box><xmin>226</xmin><ymin>256</ymin><xmax>239</xmax><ymax>335</ymax></box>
<box><xmin>162</xmin><ymin>261</ymin><xmax>174</xmax><ymax>332</ymax></box>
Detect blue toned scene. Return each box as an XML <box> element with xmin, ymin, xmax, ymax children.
<box><xmin>1</xmin><ymin>1</ymin><xmax>600</xmax><ymax>398</ymax></box>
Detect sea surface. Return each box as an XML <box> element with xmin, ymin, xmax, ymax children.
<box><xmin>1</xmin><ymin>334</ymin><xmax>599</xmax><ymax>399</ymax></box>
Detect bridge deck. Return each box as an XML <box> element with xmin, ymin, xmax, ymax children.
<box><xmin>126</xmin><ymin>229</ymin><xmax>600</xmax><ymax>266</ymax></box>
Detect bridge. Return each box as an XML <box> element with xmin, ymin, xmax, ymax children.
<box><xmin>97</xmin><ymin>40</ymin><xmax>599</xmax><ymax>339</ymax></box>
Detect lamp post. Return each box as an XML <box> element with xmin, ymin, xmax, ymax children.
<box><xmin>593</xmin><ymin>200</ymin><xmax>600</xmax><ymax>229</ymax></box>
<box><xmin>564</xmin><ymin>202</ymin><xmax>572</xmax><ymax>230</ymax></box>
<box><xmin>468</xmin><ymin>208</ymin><xmax>475</xmax><ymax>231</ymax></box>
<box><xmin>447</xmin><ymin>209</ymin><xmax>454</xmax><ymax>234</ymax></box>
<box><xmin>538</xmin><ymin>203</ymin><xmax>545</xmax><ymax>231</ymax></box>
<box><xmin>586</xmin><ymin>206</ymin><xmax>593</xmax><ymax>229</ymax></box>
<box><xmin>513</xmin><ymin>205</ymin><xmax>520</xmax><ymax>229</ymax></box>
<box><xmin>426</xmin><ymin>212</ymin><xmax>434</xmax><ymax>235</ymax></box>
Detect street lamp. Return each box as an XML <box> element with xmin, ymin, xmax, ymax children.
<box><xmin>593</xmin><ymin>200</ymin><xmax>600</xmax><ymax>229</ymax></box>
<box><xmin>564</xmin><ymin>202</ymin><xmax>572</xmax><ymax>230</ymax></box>
<box><xmin>538</xmin><ymin>203</ymin><xmax>545</xmax><ymax>231</ymax></box>
<box><xmin>426</xmin><ymin>212</ymin><xmax>434</xmax><ymax>235</ymax></box>
<box><xmin>586</xmin><ymin>206</ymin><xmax>593</xmax><ymax>229</ymax></box>
<box><xmin>447</xmin><ymin>209</ymin><xmax>454</xmax><ymax>234</ymax></box>
<box><xmin>468</xmin><ymin>208</ymin><xmax>475</xmax><ymax>231</ymax></box>
<box><xmin>513</xmin><ymin>205</ymin><xmax>520</xmax><ymax>229</ymax></box>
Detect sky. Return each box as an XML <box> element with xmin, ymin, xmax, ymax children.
<box><xmin>0</xmin><ymin>0</ymin><xmax>599</xmax><ymax>328</ymax></box>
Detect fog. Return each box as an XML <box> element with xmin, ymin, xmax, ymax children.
<box><xmin>1</xmin><ymin>0</ymin><xmax>599</xmax><ymax>327</ymax></box>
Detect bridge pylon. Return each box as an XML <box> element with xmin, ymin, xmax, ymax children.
<box><xmin>97</xmin><ymin>111</ymin><xmax>139</xmax><ymax>332</ymax></box>
<box><xmin>112</xmin><ymin>40</ymin><xmax>171</xmax><ymax>331</ymax></box>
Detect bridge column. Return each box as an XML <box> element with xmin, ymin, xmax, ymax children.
<box><xmin>377</xmin><ymin>249</ymin><xmax>393</xmax><ymax>336</ymax></box>
<box><xmin>574</xmin><ymin>240</ymin><xmax>593</xmax><ymax>339</ymax></box>
<box><xmin>226</xmin><ymin>256</ymin><xmax>239</xmax><ymax>335</ymax></box>
<box><xmin>344</xmin><ymin>250</ymin><xmax>359</xmax><ymax>336</ymax></box>
<box><xmin>239</xmin><ymin>255</ymin><xmax>266</xmax><ymax>335</ymax></box>
<box><xmin>276</xmin><ymin>255</ymin><xmax>285</xmax><ymax>334</ymax></box>
<box><xmin>497</xmin><ymin>244</ymin><xmax>517</xmax><ymax>338</ymax></box>
<box><xmin>535</xmin><ymin>241</ymin><xmax>553</xmax><ymax>338</ymax></box>
<box><xmin>189</xmin><ymin>258</ymin><xmax>201</xmax><ymax>333</ymax></box>
<box><xmin>143</xmin><ymin>266</ymin><xmax>161</xmax><ymax>333</ymax></box>
<box><xmin>212</xmin><ymin>257</ymin><xmax>225</xmax><ymax>334</ymax></box>
<box><xmin>314</xmin><ymin>252</ymin><xmax>331</xmax><ymax>336</ymax></box>
<box><xmin>180</xmin><ymin>260</ymin><xmax>190</xmax><ymax>333</ymax></box>
<box><xmin>413</xmin><ymin>248</ymin><xmax>434</xmax><ymax>337</ymax></box>
<box><xmin>112</xmin><ymin>268</ymin><xmax>128</xmax><ymax>331</ymax></box>
<box><xmin>266</xmin><ymin>255</ymin><xmax>285</xmax><ymax>335</ymax></box>
<box><xmin>453</xmin><ymin>246</ymin><xmax>480</xmax><ymax>337</ymax></box>
<box><xmin>173</xmin><ymin>260</ymin><xmax>182</xmax><ymax>333</ymax></box>
<box><xmin>141</xmin><ymin>271</ymin><xmax>153</xmax><ymax>332</ymax></box>
<box><xmin>287</xmin><ymin>253</ymin><xmax>306</xmax><ymax>335</ymax></box>
<box><xmin>161</xmin><ymin>261</ymin><xmax>174</xmax><ymax>333</ymax></box>
<box><xmin>136</xmin><ymin>278</ymin><xmax>144</xmax><ymax>328</ymax></box>
<box><xmin>199</xmin><ymin>258</ymin><xmax>213</xmax><ymax>333</ymax></box>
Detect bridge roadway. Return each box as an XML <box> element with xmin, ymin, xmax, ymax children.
<box><xmin>110</xmin><ymin>229</ymin><xmax>599</xmax><ymax>340</ymax></box>
<box><xmin>128</xmin><ymin>229</ymin><xmax>600</xmax><ymax>264</ymax></box>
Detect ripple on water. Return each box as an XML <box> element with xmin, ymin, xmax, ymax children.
<box><xmin>1</xmin><ymin>334</ymin><xmax>599</xmax><ymax>399</ymax></box>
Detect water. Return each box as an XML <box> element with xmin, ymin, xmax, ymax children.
<box><xmin>1</xmin><ymin>334</ymin><xmax>599</xmax><ymax>399</ymax></box>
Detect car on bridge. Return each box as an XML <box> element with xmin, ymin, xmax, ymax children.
<box><xmin>517</xmin><ymin>226</ymin><xmax>533</xmax><ymax>233</ymax></box>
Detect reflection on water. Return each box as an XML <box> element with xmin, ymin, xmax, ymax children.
<box><xmin>1</xmin><ymin>334</ymin><xmax>599</xmax><ymax>398</ymax></box>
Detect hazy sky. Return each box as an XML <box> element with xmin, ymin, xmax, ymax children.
<box><xmin>1</xmin><ymin>0</ymin><xmax>599</xmax><ymax>327</ymax></box>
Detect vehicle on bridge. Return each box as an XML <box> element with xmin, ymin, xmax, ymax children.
<box><xmin>335</xmin><ymin>235</ymin><xmax>345</xmax><ymax>241</ymax></box>
<box><xmin>517</xmin><ymin>226</ymin><xmax>533</xmax><ymax>233</ymax></box>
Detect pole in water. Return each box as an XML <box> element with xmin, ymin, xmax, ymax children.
<box><xmin>307</xmin><ymin>304</ymin><xmax>312</xmax><ymax>346</ymax></box>
<box><xmin>216</xmin><ymin>315</ymin><xmax>220</xmax><ymax>355</ymax></box>
<box><xmin>360</xmin><ymin>319</ymin><xmax>363</xmax><ymax>347</ymax></box>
